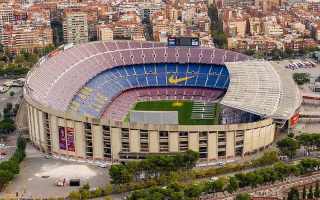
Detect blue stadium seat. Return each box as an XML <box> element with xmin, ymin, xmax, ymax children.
<box><xmin>206</xmin><ymin>76</ymin><xmax>217</xmax><ymax>87</ymax></box>
<box><xmin>137</xmin><ymin>75</ymin><xmax>147</xmax><ymax>86</ymax></box>
<box><xmin>124</xmin><ymin>66</ymin><xmax>136</xmax><ymax>75</ymax></box>
<box><xmin>70</xmin><ymin>63</ymin><xmax>229</xmax><ymax>118</ymax></box>
<box><xmin>134</xmin><ymin>65</ymin><xmax>145</xmax><ymax>75</ymax></box>
<box><xmin>167</xmin><ymin>63</ymin><xmax>177</xmax><ymax>73</ymax></box>
<box><xmin>156</xmin><ymin>63</ymin><xmax>166</xmax><ymax>73</ymax></box>
<box><xmin>157</xmin><ymin>74</ymin><xmax>167</xmax><ymax>85</ymax></box>
<box><xmin>144</xmin><ymin>64</ymin><xmax>156</xmax><ymax>73</ymax></box>
<box><xmin>117</xmin><ymin>67</ymin><xmax>127</xmax><ymax>77</ymax></box>
<box><xmin>188</xmin><ymin>64</ymin><xmax>199</xmax><ymax>73</ymax></box>
<box><xmin>196</xmin><ymin>74</ymin><xmax>207</xmax><ymax>86</ymax></box>
<box><xmin>146</xmin><ymin>74</ymin><xmax>157</xmax><ymax>85</ymax></box>
<box><xmin>127</xmin><ymin>76</ymin><xmax>139</xmax><ymax>86</ymax></box>
<box><xmin>199</xmin><ymin>64</ymin><xmax>211</xmax><ymax>74</ymax></box>
<box><xmin>177</xmin><ymin>64</ymin><xmax>188</xmax><ymax>73</ymax></box>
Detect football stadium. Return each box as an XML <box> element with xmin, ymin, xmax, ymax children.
<box><xmin>23</xmin><ymin>40</ymin><xmax>302</xmax><ymax>162</ymax></box>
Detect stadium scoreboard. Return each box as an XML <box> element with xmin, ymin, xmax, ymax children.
<box><xmin>168</xmin><ymin>37</ymin><xmax>200</xmax><ymax>47</ymax></box>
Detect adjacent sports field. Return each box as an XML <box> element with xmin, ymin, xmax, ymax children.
<box><xmin>133</xmin><ymin>100</ymin><xmax>221</xmax><ymax>125</ymax></box>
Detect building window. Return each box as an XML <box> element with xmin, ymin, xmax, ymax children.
<box><xmin>159</xmin><ymin>131</ymin><xmax>168</xmax><ymax>152</ymax></box>
<box><xmin>235</xmin><ymin>130</ymin><xmax>244</xmax><ymax>156</ymax></box>
<box><xmin>43</xmin><ymin>112</ymin><xmax>51</xmax><ymax>154</ymax></box>
<box><xmin>199</xmin><ymin>132</ymin><xmax>208</xmax><ymax>159</ymax></box>
<box><xmin>179</xmin><ymin>132</ymin><xmax>188</xmax><ymax>152</ymax></box>
<box><xmin>102</xmin><ymin>126</ymin><xmax>111</xmax><ymax>159</ymax></box>
<box><xmin>84</xmin><ymin>123</ymin><xmax>93</xmax><ymax>157</ymax></box>
<box><xmin>218</xmin><ymin>131</ymin><xmax>226</xmax><ymax>158</ymax></box>
<box><xmin>121</xmin><ymin>128</ymin><xmax>129</xmax><ymax>152</ymax></box>
<box><xmin>140</xmin><ymin>130</ymin><xmax>149</xmax><ymax>152</ymax></box>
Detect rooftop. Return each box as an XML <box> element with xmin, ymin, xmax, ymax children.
<box><xmin>221</xmin><ymin>60</ymin><xmax>301</xmax><ymax>119</ymax></box>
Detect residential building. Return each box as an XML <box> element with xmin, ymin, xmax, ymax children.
<box><xmin>63</xmin><ymin>11</ymin><xmax>88</xmax><ymax>44</ymax></box>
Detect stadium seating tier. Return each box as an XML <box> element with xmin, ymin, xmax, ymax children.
<box><xmin>25</xmin><ymin>41</ymin><xmax>249</xmax><ymax>117</ymax></box>
<box><xmin>69</xmin><ymin>63</ymin><xmax>229</xmax><ymax>118</ymax></box>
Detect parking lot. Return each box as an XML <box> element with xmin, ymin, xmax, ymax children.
<box><xmin>0</xmin><ymin>133</ymin><xmax>16</xmax><ymax>162</ymax></box>
<box><xmin>0</xmin><ymin>144</ymin><xmax>110</xmax><ymax>199</ymax></box>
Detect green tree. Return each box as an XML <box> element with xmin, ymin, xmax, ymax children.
<box><xmin>184</xmin><ymin>184</ymin><xmax>203</xmax><ymax>198</ymax></box>
<box><xmin>213</xmin><ymin>177</ymin><xmax>225</xmax><ymax>192</ymax></box>
<box><xmin>213</xmin><ymin>32</ymin><xmax>227</xmax><ymax>48</ymax></box>
<box><xmin>270</xmin><ymin>48</ymin><xmax>282</xmax><ymax>60</ymax></box>
<box><xmin>109</xmin><ymin>164</ymin><xmax>132</xmax><ymax>184</ymax></box>
<box><xmin>0</xmin><ymin>169</ymin><xmax>14</xmax><ymax>190</ymax></box>
<box><xmin>235</xmin><ymin>193</ymin><xmax>250</xmax><ymax>200</ymax></box>
<box><xmin>299</xmin><ymin>158</ymin><xmax>320</xmax><ymax>173</ymax></box>
<box><xmin>293</xmin><ymin>73</ymin><xmax>310</xmax><ymax>85</ymax></box>
<box><xmin>208</xmin><ymin>5</ymin><xmax>227</xmax><ymax>48</ymax></box>
<box><xmin>0</xmin><ymin>118</ymin><xmax>16</xmax><ymax>134</ymax></box>
<box><xmin>284</xmin><ymin>48</ymin><xmax>294</xmax><ymax>58</ymax></box>
<box><xmin>288</xmin><ymin>132</ymin><xmax>294</xmax><ymax>138</ymax></box>
<box><xmin>297</xmin><ymin>133</ymin><xmax>320</xmax><ymax>152</ymax></box>
<box><xmin>251</xmin><ymin>150</ymin><xmax>279</xmax><ymax>167</ymax></box>
<box><xmin>288</xmin><ymin>187</ymin><xmax>300</xmax><ymax>200</ymax></box>
<box><xmin>68</xmin><ymin>191</ymin><xmax>81</xmax><ymax>200</ymax></box>
<box><xmin>276</xmin><ymin>137</ymin><xmax>300</xmax><ymax>159</ymax></box>
<box><xmin>105</xmin><ymin>184</ymin><xmax>113</xmax><ymax>195</ymax></box>
<box><xmin>226</xmin><ymin>176</ymin><xmax>239</xmax><ymax>193</ymax></box>
<box><xmin>0</xmin><ymin>136</ymin><xmax>26</xmax><ymax>190</ymax></box>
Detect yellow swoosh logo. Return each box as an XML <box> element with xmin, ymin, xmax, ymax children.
<box><xmin>168</xmin><ymin>75</ymin><xmax>194</xmax><ymax>84</ymax></box>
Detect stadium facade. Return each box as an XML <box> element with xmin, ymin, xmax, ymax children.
<box><xmin>24</xmin><ymin>41</ymin><xmax>301</xmax><ymax>162</ymax></box>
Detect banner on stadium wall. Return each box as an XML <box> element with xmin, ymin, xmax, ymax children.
<box><xmin>66</xmin><ymin>127</ymin><xmax>75</xmax><ymax>152</ymax></box>
<box><xmin>58</xmin><ymin>126</ymin><xmax>67</xmax><ymax>150</ymax></box>
<box><xmin>290</xmin><ymin>113</ymin><xmax>300</xmax><ymax>128</ymax></box>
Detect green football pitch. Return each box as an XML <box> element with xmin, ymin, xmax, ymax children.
<box><xmin>132</xmin><ymin>100</ymin><xmax>221</xmax><ymax>125</ymax></box>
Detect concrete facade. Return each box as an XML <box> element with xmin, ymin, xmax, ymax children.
<box><xmin>26</xmin><ymin>98</ymin><xmax>276</xmax><ymax>163</ymax></box>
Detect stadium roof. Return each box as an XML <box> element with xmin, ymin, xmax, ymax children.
<box><xmin>221</xmin><ymin>60</ymin><xmax>301</xmax><ymax>120</ymax></box>
<box><xmin>24</xmin><ymin>41</ymin><xmax>248</xmax><ymax>112</ymax></box>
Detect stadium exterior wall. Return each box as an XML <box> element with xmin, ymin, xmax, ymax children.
<box><xmin>25</xmin><ymin>94</ymin><xmax>276</xmax><ymax>162</ymax></box>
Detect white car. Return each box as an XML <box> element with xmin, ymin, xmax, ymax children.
<box><xmin>217</xmin><ymin>162</ymin><xmax>225</xmax><ymax>166</ymax></box>
<box><xmin>98</xmin><ymin>163</ymin><xmax>108</xmax><ymax>168</ymax></box>
<box><xmin>210</xmin><ymin>177</ymin><xmax>218</xmax><ymax>181</ymax></box>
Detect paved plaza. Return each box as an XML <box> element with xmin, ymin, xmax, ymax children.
<box><xmin>0</xmin><ymin>144</ymin><xmax>110</xmax><ymax>199</ymax></box>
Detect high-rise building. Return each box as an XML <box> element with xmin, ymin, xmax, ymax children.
<box><xmin>0</xmin><ymin>5</ymin><xmax>14</xmax><ymax>23</ymax></box>
<box><xmin>63</xmin><ymin>11</ymin><xmax>88</xmax><ymax>44</ymax></box>
<box><xmin>96</xmin><ymin>25</ymin><xmax>113</xmax><ymax>41</ymax></box>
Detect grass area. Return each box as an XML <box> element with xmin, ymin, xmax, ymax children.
<box><xmin>133</xmin><ymin>100</ymin><xmax>220</xmax><ymax>125</ymax></box>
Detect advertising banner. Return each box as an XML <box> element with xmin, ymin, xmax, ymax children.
<box><xmin>58</xmin><ymin>126</ymin><xmax>66</xmax><ymax>150</ymax></box>
<box><xmin>66</xmin><ymin>127</ymin><xmax>75</xmax><ymax>152</ymax></box>
<box><xmin>290</xmin><ymin>113</ymin><xmax>300</xmax><ymax>128</ymax></box>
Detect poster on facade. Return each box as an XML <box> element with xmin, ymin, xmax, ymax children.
<box><xmin>58</xmin><ymin>126</ymin><xmax>66</xmax><ymax>150</ymax></box>
<box><xmin>66</xmin><ymin>127</ymin><xmax>75</xmax><ymax>152</ymax></box>
<box><xmin>290</xmin><ymin>113</ymin><xmax>300</xmax><ymax>128</ymax></box>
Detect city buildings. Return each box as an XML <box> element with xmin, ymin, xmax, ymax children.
<box><xmin>0</xmin><ymin>0</ymin><xmax>317</xmax><ymax>54</ymax></box>
<box><xmin>1</xmin><ymin>23</ymin><xmax>53</xmax><ymax>54</ymax></box>
<box><xmin>62</xmin><ymin>10</ymin><xmax>88</xmax><ymax>44</ymax></box>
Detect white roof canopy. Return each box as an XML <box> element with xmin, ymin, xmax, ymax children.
<box><xmin>221</xmin><ymin>60</ymin><xmax>301</xmax><ymax>120</ymax></box>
